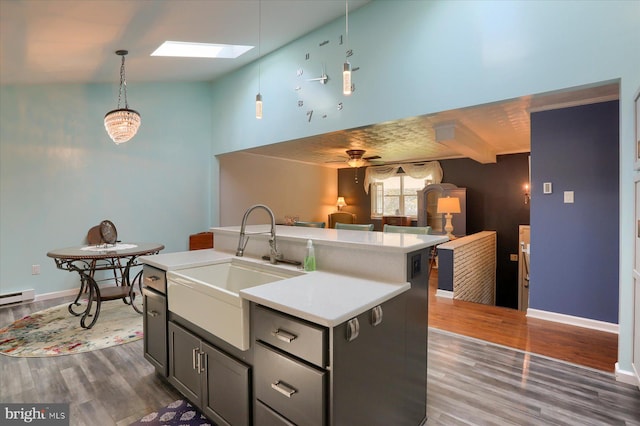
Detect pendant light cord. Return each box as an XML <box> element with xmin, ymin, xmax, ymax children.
<box><xmin>345</xmin><ymin>0</ymin><xmax>349</xmax><ymax>53</ymax></box>
<box><xmin>118</xmin><ymin>54</ymin><xmax>129</xmax><ymax>109</ymax></box>
<box><xmin>258</xmin><ymin>0</ymin><xmax>261</xmax><ymax>93</ymax></box>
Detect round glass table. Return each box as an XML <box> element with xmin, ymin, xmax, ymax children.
<box><xmin>47</xmin><ymin>242</ymin><xmax>164</xmax><ymax>329</ymax></box>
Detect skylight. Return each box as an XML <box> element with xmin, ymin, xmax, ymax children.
<box><xmin>151</xmin><ymin>41</ymin><xmax>254</xmax><ymax>59</ymax></box>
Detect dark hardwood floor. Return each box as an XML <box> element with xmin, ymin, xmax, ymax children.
<box><xmin>427</xmin><ymin>270</ymin><xmax>618</xmax><ymax>372</ymax></box>
<box><xmin>1</xmin><ymin>285</ymin><xmax>638</xmax><ymax>426</ymax></box>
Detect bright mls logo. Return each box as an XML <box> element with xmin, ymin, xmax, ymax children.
<box><xmin>1</xmin><ymin>404</ymin><xmax>69</xmax><ymax>425</ymax></box>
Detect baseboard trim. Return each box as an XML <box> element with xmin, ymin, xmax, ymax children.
<box><xmin>436</xmin><ymin>289</ymin><xmax>453</xmax><ymax>299</ymax></box>
<box><xmin>615</xmin><ymin>363</ymin><xmax>640</xmax><ymax>387</ymax></box>
<box><xmin>526</xmin><ymin>308</ymin><xmax>618</xmax><ymax>334</ymax></box>
<box><xmin>35</xmin><ymin>287</ymin><xmax>81</xmax><ymax>302</ymax></box>
<box><xmin>34</xmin><ymin>285</ymin><xmax>140</xmax><ymax>303</ymax></box>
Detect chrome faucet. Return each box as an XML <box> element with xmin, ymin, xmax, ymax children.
<box><xmin>236</xmin><ymin>204</ymin><xmax>281</xmax><ymax>264</ymax></box>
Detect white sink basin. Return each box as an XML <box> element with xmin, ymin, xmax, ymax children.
<box><xmin>167</xmin><ymin>258</ymin><xmax>301</xmax><ymax>351</ymax></box>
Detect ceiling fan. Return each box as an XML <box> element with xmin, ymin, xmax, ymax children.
<box><xmin>325</xmin><ymin>149</ymin><xmax>383</xmax><ymax>184</ymax></box>
<box><xmin>327</xmin><ymin>149</ymin><xmax>382</xmax><ymax>168</ymax></box>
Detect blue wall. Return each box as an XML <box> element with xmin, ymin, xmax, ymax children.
<box><xmin>530</xmin><ymin>101</ymin><xmax>619</xmax><ymax>323</ymax></box>
<box><xmin>0</xmin><ymin>82</ymin><xmax>213</xmax><ymax>295</ymax></box>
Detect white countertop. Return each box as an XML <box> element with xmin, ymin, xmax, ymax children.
<box><xmin>239</xmin><ymin>271</ymin><xmax>409</xmax><ymax>327</ymax></box>
<box><xmin>140</xmin><ymin>225</ymin><xmax>443</xmax><ymax>327</ymax></box>
<box><xmin>212</xmin><ymin>225</ymin><xmax>448</xmax><ymax>254</ymax></box>
<box><xmin>140</xmin><ymin>248</ymin><xmax>410</xmax><ymax>327</ymax></box>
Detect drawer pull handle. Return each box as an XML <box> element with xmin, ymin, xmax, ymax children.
<box><xmin>148</xmin><ymin>310</ymin><xmax>160</xmax><ymax>317</ymax></box>
<box><xmin>272</xmin><ymin>329</ymin><xmax>297</xmax><ymax>343</ymax></box>
<box><xmin>271</xmin><ymin>381</ymin><xmax>297</xmax><ymax>398</ymax></box>
<box><xmin>145</xmin><ymin>276</ymin><xmax>160</xmax><ymax>282</ymax></box>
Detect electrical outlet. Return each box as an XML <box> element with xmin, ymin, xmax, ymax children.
<box><xmin>31</xmin><ymin>264</ymin><xmax>41</xmax><ymax>275</ymax></box>
<box><xmin>510</xmin><ymin>254</ymin><xmax>518</xmax><ymax>262</ymax></box>
<box><xmin>411</xmin><ymin>253</ymin><xmax>421</xmax><ymax>278</ymax></box>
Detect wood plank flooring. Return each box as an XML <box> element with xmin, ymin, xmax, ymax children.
<box><xmin>426</xmin><ymin>328</ymin><xmax>640</xmax><ymax>425</ymax></box>
<box><xmin>0</xmin><ymin>296</ymin><xmax>182</xmax><ymax>426</ymax></box>
<box><xmin>1</xmin><ymin>290</ymin><xmax>638</xmax><ymax>425</ymax></box>
<box><xmin>428</xmin><ymin>270</ymin><xmax>618</xmax><ymax>372</ymax></box>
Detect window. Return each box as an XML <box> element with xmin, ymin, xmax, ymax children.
<box><xmin>371</xmin><ymin>174</ymin><xmax>430</xmax><ymax>218</ymax></box>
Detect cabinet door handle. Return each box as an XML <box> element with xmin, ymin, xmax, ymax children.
<box><xmin>346</xmin><ymin>318</ymin><xmax>360</xmax><ymax>342</ymax></box>
<box><xmin>192</xmin><ymin>348</ymin><xmax>200</xmax><ymax>372</ymax></box>
<box><xmin>148</xmin><ymin>310</ymin><xmax>159</xmax><ymax>317</ymax></box>
<box><xmin>199</xmin><ymin>351</ymin><xmax>206</xmax><ymax>373</ymax></box>
<box><xmin>271</xmin><ymin>381</ymin><xmax>297</xmax><ymax>398</ymax></box>
<box><xmin>371</xmin><ymin>305</ymin><xmax>383</xmax><ymax>326</ymax></box>
<box><xmin>272</xmin><ymin>328</ymin><xmax>297</xmax><ymax>343</ymax></box>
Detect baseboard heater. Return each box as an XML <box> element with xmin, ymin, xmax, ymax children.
<box><xmin>0</xmin><ymin>289</ymin><xmax>35</xmax><ymax>306</ymax></box>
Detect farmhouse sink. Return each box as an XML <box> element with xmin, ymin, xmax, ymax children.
<box><xmin>167</xmin><ymin>258</ymin><xmax>302</xmax><ymax>351</ymax></box>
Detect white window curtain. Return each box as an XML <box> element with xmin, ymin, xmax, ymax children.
<box><xmin>363</xmin><ymin>161</ymin><xmax>443</xmax><ymax>193</ymax></box>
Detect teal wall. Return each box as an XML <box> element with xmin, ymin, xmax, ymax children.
<box><xmin>208</xmin><ymin>1</ymin><xmax>639</xmax><ymax>377</ymax></box>
<box><xmin>0</xmin><ymin>82</ymin><xmax>213</xmax><ymax>296</ymax></box>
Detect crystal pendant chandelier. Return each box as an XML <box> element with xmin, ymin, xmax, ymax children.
<box><xmin>104</xmin><ymin>50</ymin><xmax>141</xmax><ymax>144</ymax></box>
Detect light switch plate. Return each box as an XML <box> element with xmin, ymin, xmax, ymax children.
<box><xmin>543</xmin><ymin>182</ymin><xmax>552</xmax><ymax>194</ymax></box>
<box><xmin>564</xmin><ymin>191</ymin><xmax>574</xmax><ymax>203</ymax></box>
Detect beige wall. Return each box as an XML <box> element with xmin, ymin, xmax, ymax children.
<box><xmin>218</xmin><ymin>152</ymin><xmax>337</xmax><ymax>226</ymax></box>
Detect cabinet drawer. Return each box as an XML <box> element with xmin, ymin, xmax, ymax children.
<box><xmin>254</xmin><ymin>305</ymin><xmax>327</xmax><ymax>367</ymax></box>
<box><xmin>143</xmin><ymin>265</ymin><xmax>166</xmax><ymax>294</ymax></box>
<box><xmin>255</xmin><ymin>342</ymin><xmax>326</xmax><ymax>426</ymax></box>
<box><xmin>255</xmin><ymin>400</ymin><xmax>295</xmax><ymax>426</ymax></box>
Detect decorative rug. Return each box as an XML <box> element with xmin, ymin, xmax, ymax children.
<box><xmin>0</xmin><ymin>299</ymin><xmax>143</xmax><ymax>357</ymax></box>
<box><xmin>130</xmin><ymin>400</ymin><xmax>213</xmax><ymax>426</ymax></box>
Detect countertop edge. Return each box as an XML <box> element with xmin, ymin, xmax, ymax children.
<box><xmin>240</xmin><ymin>281</ymin><xmax>410</xmax><ymax>327</ymax></box>
<box><xmin>211</xmin><ymin>225</ymin><xmax>448</xmax><ymax>253</ymax></box>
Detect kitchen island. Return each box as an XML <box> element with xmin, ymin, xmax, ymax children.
<box><xmin>140</xmin><ymin>225</ymin><xmax>447</xmax><ymax>426</ymax></box>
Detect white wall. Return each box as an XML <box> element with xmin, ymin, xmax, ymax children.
<box><xmin>218</xmin><ymin>153</ymin><xmax>337</xmax><ymax>226</ymax></box>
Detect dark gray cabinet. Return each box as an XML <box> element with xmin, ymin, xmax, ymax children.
<box><xmin>143</xmin><ymin>287</ymin><xmax>167</xmax><ymax>375</ymax></box>
<box><xmin>253</xmin><ymin>306</ymin><xmax>327</xmax><ymax>426</ymax></box>
<box><xmin>168</xmin><ymin>321</ymin><xmax>250</xmax><ymax>426</ymax></box>
<box><xmin>144</xmin><ymin>245</ymin><xmax>431</xmax><ymax>425</ymax></box>
<box><xmin>143</xmin><ymin>265</ymin><xmax>168</xmax><ymax>376</ymax></box>
<box><xmin>252</xmin><ymin>273</ymin><xmax>424</xmax><ymax>426</ymax></box>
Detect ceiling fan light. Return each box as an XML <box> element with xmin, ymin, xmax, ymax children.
<box><xmin>104</xmin><ymin>108</ymin><xmax>141</xmax><ymax>144</ymax></box>
<box><xmin>347</xmin><ymin>157</ymin><xmax>365</xmax><ymax>168</ymax></box>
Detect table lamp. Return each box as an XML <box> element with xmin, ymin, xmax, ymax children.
<box><xmin>437</xmin><ymin>196</ymin><xmax>461</xmax><ymax>240</ymax></box>
<box><xmin>336</xmin><ymin>197</ymin><xmax>347</xmax><ymax>211</ymax></box>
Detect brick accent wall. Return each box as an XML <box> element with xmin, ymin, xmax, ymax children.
<box><xmin>438</xmin><ymin>231</ymin><xmax>496</xmax><ymax>305</ymax></box>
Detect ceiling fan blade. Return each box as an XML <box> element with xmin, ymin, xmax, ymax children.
<box><xmin>364</xmin><ymin>155</ymin><xmax>381</xmax><ymax>160</ymax></box>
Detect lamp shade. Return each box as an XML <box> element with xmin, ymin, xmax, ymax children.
<box><xmin>336</xmin><ymin>197</ymin><xmax>347</xmax><ymax>208</ymax></box>
<box><xmin>437</xmin><ymin>196</ymin><xmax>461</xmax><ymax>214</ymax></box>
